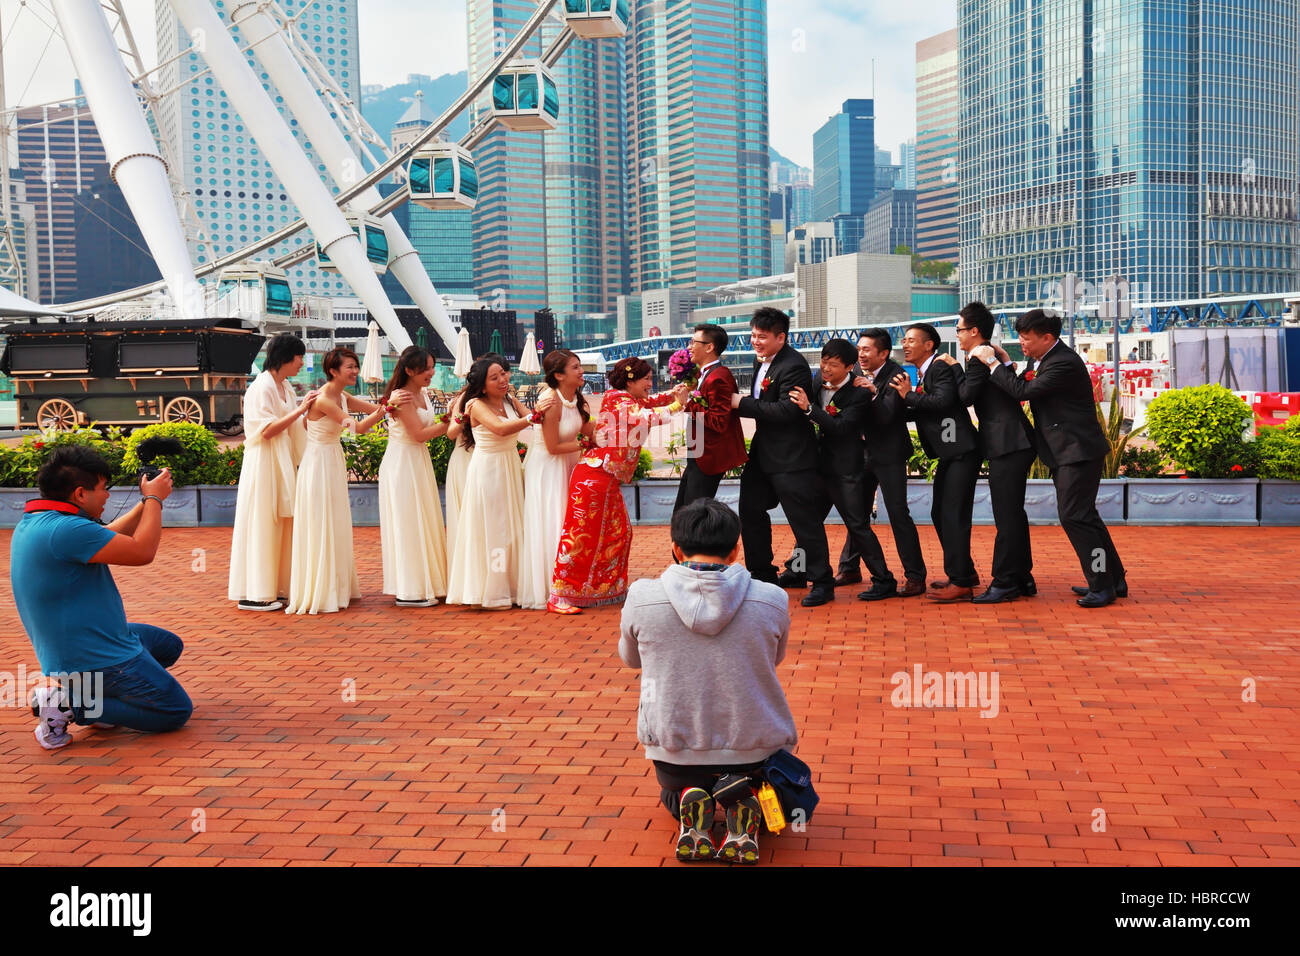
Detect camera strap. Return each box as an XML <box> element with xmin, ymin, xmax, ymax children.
<box><xmin>23</xmin><ymin>499</ymin><xmax>102</xmax><ymax>524</ymax></box>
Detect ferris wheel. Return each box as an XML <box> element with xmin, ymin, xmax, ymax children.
<box><xmin>0</xmin><ymin>0</ymin><xmax>629</xmax><ymax>355</ymax></box>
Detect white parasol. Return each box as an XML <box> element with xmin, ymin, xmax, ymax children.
<box><xmin>453</xmin><ymin>326</ymin><xmax>473</xmax><ymax>377</ymax></box>
<box><xmin>359</xmin><ymin>321</ymin><xmax>386</xmax><ymax>384</ymax></box>
<box><xmin>520</xmin><ymin>331</ymin><xmax>541</xmax><ymax>376</ymax></box>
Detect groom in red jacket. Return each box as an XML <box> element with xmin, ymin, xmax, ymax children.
<box><xmin>673</xmin><ymin>324</ymin><xmax>748</xmax><ymax>512</ymax></box>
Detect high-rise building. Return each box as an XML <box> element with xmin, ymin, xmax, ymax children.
<box><xmin>959</xmin><ymin>1</ymin><xmax>1299</xmax><ymax>307</ymax></box>
<box><xmin>916</xmin><ymin>29</ymin><xmax>959</xmax><ymax>265</ymax></box>
<box><xmin>900</xmin><ymin>139</ymin><xmax>917</xmax><ymax>190</ymax></box>
<box><xmin>467</xmin><ymin>2</ymin><xmax>627</xmax><ymax>335</ymax></box>
<box><xmin>863</xmin><ymin>189</ymin><xmax>917</xmax><ymax>256</ymax></box>
<box><xmin>155</xmin><ymin>0</ymin><xmax>362</xmax><ymax>299</ymax></box>
<box><xmin>15</xmin><ymin>103</ymin><xmax>107</xmax><ymax>303</ymax></box>
<box><xmin>812</xmin><ymin>99</ymin><xmax>876</xmax><ymax>222</ymax></box>
<box><xmin>781</xmin><ymin>182</ymin><xmax>813</xmax><ymax>233</ymax></box>
<box><xmin>626</xmin><ymin>0</ymin><xmax>770</xmax><ymax>292</ymax></box>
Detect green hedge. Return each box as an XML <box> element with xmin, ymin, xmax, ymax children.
<box><xmin>1145</xmin><ymin>385</ymin><xmax>1258</xmax><ymax>478</ymax></box>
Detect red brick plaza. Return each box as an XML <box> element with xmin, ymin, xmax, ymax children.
<box><xmin>2</xmin><ymin>524</ymin><xmax>1298</xmax><ymax>867</ymax></box>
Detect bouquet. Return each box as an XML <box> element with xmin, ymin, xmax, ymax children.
<box><xmin>667</xmin><ymin>348</ymin><xmax>699</xmax><ymax>387</ymax></box>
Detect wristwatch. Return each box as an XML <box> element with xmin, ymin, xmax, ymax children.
<box><xmin>141</xmin><ymin>494</ymin><xmax>164</xmax><ymax>507</ymax></box>
<box><xmin>802</xmin><ymin>404</ymin><xmax>812</xmax><ymax>416</ymax></box>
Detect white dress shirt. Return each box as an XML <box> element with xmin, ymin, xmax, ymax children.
<box><xmin>753</xmin><ymin>358</ymin><xmax>773</xmax><ymax>399</ymax></box>
<box><xmin>820</xmin><ymin>372</ymin><xmax>850</xmax><ymax>410</ymax></box>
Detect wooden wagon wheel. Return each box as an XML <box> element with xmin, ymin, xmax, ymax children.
<box><xmin>164</xmin><ymin>396</ymin><xmax>204</xmax><ymax>425</ymax></box>
<box><xmin>36</xmin><ymin>398</ymin><xmax>79</xmax><ymax>432</ymax></box>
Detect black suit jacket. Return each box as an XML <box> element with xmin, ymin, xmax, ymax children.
<box><xmin>736</xmin><ymin>343</ymin><xmax>818</xmax><ymax>474</ymax></box>
<box><xmin>856</xmin><ymin>358</ymin><xmax>914</xmax><ymax>466</ymax></box>
<box><xmin>989</xmin><ymin>340</ymin><xmax>1109</xmax><ymax>469</ymax></box>
<box><xmin>806</xmin><ymin>372</ymin><xmax>868</xmax><ymax>475</ymax></box>
<box><xmin>902</xmin><ymin>358</ymin><xmax>980</xmax><ymax>460</ymax></box>
<box><xmin>953</xmin><ymin>357</ymin><xmax>1035</xmax><ymax>459</ymax></box>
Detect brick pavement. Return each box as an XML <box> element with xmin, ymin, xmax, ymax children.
<box><xmin>1</xmin><ymin>524</ymin><xmax>1298</xmax><ymax>867</ymax></box>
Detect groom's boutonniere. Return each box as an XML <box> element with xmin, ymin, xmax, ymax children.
<box><xmin>825</xmin><ymin>401</ymin><xmax>840</xmax><ymax>417</ymax></box>
<box><xmin>1024</xmin><ymin>369</ymin><xmax>1036</xmax><ymax>381</ymax></box>
<box><xmin>688</xmin><ymin>388</ymin><xmax>709</xmax><ymax>409</ymax></box>
<box><xmin>915</xmin><ymin>382</ymin><xmax>924</xmax><ymax>395</ymax></box>
<box><xmin>761</xmin><ymin>376</ymin><xmax>773</xmax><ymax>391</ymax></box>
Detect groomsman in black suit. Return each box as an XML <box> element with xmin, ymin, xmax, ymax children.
<box><xmin>730</xmin><ymin>307</ymin><xmax>834</xmax><ymax>607</ymax></box>
<box><xmin>838</xmin><ymin>329</ymin><xmax>927</xmax><ymax>599</ymax></box>
<box><xmin>783</xmin><ymin>338</ymin><xmax>898</xmax><ymax>598</ymax></box>
<box><xmin>977</xmin><ymin>309</ymin><xmax>1127</xmax><ymax>607</ymax></box>
<box><xmin>889</xmin><ymin>323</ymin><xmax>981</xmax><ymax>602</ymax></box>
<box><xmin>937</xmin><ymin>302</ymin><xmax>1037</xmax><ymax>603</ymax></box>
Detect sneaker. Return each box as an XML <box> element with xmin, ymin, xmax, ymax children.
<box><xmin>395</xmin><ymin>598</ymin><xmax>437</xmax><ymax>608</ymax></box>
<box><xmin>238</xmin><ymin>599</ymin><xmax>284</xmax><ymax>612</ymax></box>
<box><xmin>717</xmin><ymin>795</ymin><xmax>761</xmax><ymax>864</ymax></box>
<box><xmin>675</xmin><ymin>787</ymin><xmax>716</xmax><ymax>862</ymax></box>
<box><xmin>30</xmin><ymin>686</ymin><xmax>73</xmax><ymax>751</ymax></box>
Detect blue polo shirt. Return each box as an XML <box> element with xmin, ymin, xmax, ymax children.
<box><xmin>10</xmin><ymin>508</ymin><xmax>142</xmax><ymax>673</ymax></box>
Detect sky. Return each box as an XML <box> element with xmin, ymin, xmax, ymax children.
<box><xmin>2</xmin><ymin>0</ymin><xmax>958</xmax><ymax>168</ymax></box>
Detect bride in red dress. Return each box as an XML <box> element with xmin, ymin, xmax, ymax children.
<box><xmin>548</xmin><ymin>357</ymin><xmax>687</xmax><ymax>613</ymax></box>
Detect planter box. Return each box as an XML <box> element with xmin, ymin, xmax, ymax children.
<box><xmin>1260</xmin><ymin>479</ymin><xmax>1300</xmax><ymax>526</ymax></box>
<box><xmin>0</xmin><ymin>488</ymin><xmax>34</xmax><ymax>529</ymax></box>
<box><xmin>196</xmin><ymin>485</ymin><xmax>239</xmax><ymax>527</ymax></box>
<box><xmin>348</xmin><ymin>482</ymin><xmax>380</xmax><ymax>527</ymax></box>
<box><xmin>1126</xmin><ymin>478</ymin><xmax>1257</xmax><ymax>525</ymax></box>
<box><xmin>621</xmin><ymin>484</ymin><xmax>639</xmax><ymax>522</ymax></box>
<box><xmin>104</xmin><ymin>486</ymin><xmax>199</xmax><ymax>527</ymax></box>
<box><xmin>631</xmin><ymin>478</ymin><xmax>793</xmax><ymax>525</ymax></box>
<box><xmin>874</xmin><ymin>478</ymin><xmax>1126</xmax><ymax>526</ymax></box>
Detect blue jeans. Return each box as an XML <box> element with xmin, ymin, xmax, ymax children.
<box><xmin>69</xmin><ymin>624</ymin><xmax>193</xmax><ymax>733</ymax></box>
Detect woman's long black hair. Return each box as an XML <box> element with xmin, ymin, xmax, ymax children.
<box><xmin>459</xmin><ymin>353</ymin><xmax>510</xmax><ymax>450</ymax></box>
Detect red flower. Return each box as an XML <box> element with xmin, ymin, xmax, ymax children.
<box><xmin>826</xmin><ymin>402</ymin><xmax>840</xmax><ymax>417</ymax></box>
<box><xmin>1024</xmin><ymin>370</ymin><xmax>1036</xmax><ymax>381</ymax></box>
<box><xmin>915</xmin><ymin>383</ymin><xmax>924</xmax><ymax>395</ymax></box>
<box><xmin>1231</xmin><ymin>464</ymin><xmax>1243</xmax><ymax>473</ymax></box>
<box><xmin>761</xmin><ymin>376</ymin><xmax>773</xmax><ymax>391</ymax></box>
<box><xmin>34</xmin><ymin>441</ymin><xmax>45</xmax><ymax>449</ymax></box>
<box><xmin>228</xmin><ymin>459</ymin><xmax>236</xmax><ymax>466</ymax></box>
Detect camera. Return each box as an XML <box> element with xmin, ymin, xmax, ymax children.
<box><xmin>135</xmin><ymin>437</ymin><xmax>184</xmax><ymax>482</ymax></box>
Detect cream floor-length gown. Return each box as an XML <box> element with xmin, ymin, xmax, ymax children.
<box><xmin>378</xmin><ymin>392</ymin><xmax>449</xmax><ymax>602</ymax></box>
<box><xmin>228</xmin><ymin>372</ymin><xmax>306</xmax><ymax>603</ymax></box>
<box><xmin>285</xmin><ymin>414</ymin><xmax>360</xmax><ymax>614</ymax></box>
<box><xmin>445</xmin><ymin>403</ymin><xmax>526</xmax><ymax>609</ymax></box>
<box><xmin>517</xmin><ymin>393</ymin><xmax>582</xmax><ymax>609</ymax></box>
<box><xmin>444</xmin><ymin>438</ymin><xmax>472</xmax><ymax>560</ymax></box>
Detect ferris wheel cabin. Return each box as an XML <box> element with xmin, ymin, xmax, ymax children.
<box><xmin>407</xmin><ymin>143</ymin><xmax>479</xmax><ymax>211</ymax></box>
<box><xmin>563</xmin><ymin>0</ymin><xmax>630</xmax><ymax>38</ymax></box>
<box><xmin>315</xmin><ymin>215</ymin><xmax>390</xmax><ymax>274</ymax></box>
<box><xmin>216</xmin><ymin>263</ymin><xmax>293</xmax><ymax>321</ymax></box>
<box><xmin>490</xmin><ymin>61</ymin><xmax>560</xmax><ymax>131</ymax></box>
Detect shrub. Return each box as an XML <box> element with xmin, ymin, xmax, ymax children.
<box><xmin>908</xmin><ymin>434</ymin><xmax>937</xmax><ymax>480</ymax></box>
<box><xmin>340</xmin><ymin>421</ymin><xmax>388</xmax><ymax>482</ymax></box>
<box><xmin>1256</xmin><ymin>416</ymin><xmax>1300</xmax><ymax>480</ymax></box>
<box><xmin>1096</xmin><ymin>387</ymin><xmax>1145</xmax><ymax>478</ymax></box>
<box><xmin>633</xmin><ymin>448</ymin><xmax>653</xmax><ymax>481</ymax></box>
<box><xmin>122</xmin><ymin>422</ymin><xmax>221</xmax><ymax>487</ymax></box>
<box><xmin>1119</xmin><ymin>445</ymin><xmax>1165</xmax><ymax>478</ymax></box>
<box><xmin>428</xmin><ymin>435</ymin><xmax>454</xmax><ymax>484</ymax></box>
<box><xmin>723</xmin><ymin>438</ymin><xmax>751</xmax><ymax>479</ymax></box>
<box><xmin>1144</xmin><ymin>385</ymin><xmax>1258</xmax><ymax>478</ymax></box>
<box><xmin>210</xmin><ymin>443</ymin><xmax>245</xmax><ymax>486</ymax></box>
<box><xmin>0</xmin><ymin>427</ymin><xmax>130</xmax><ymax>488</ymax></box>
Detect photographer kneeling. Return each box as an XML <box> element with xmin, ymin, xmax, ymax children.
<box><xmin>12</xmin><ymin>446</ymin><xmax>193</xmax><ymax>750</ymax></box>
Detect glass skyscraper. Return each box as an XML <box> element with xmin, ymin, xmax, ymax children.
<box><xmin>916</xmin><ymin>29</ymin><xmax>958</xmax><ymax>263</ymax></box>
<box><xmin>155</xmin><ymin>0</ymin><xmax>361</xmax><ymax>298</ymax></box>
<box><xmin>959</xmin><ymin>0</ymin><xmax>1299</xmax><ymax>308</ymax></box>
<box><xmin>812</xmin><ymin>99</ymin><xmax>876</xmax><ymax>222</ymax></box>
<box><xmin>626</xmin><ymin>0</ymin><xmax>770</xmax><ymax>292</ymax></box>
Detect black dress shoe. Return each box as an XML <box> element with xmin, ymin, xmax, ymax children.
<box><xmin>1076</xmin><ymin>588</ymin><xmax>1117</xmax><ymax>608</ymax></box>
<box><xmin>857</xmin><ymin>583</ymin><xmax>898</xmax><ymax>602</ymax></box>
<box><xmin>972</xmin><ymin>584</ymin><xmax>1020</xmax><ymax>604</ymax></box>
<box><xmin>833</xmin><ymin>570</ymin><xmax>863</xmax><ymax>587</ymax></box>
<box><xmin>801</xmin><ymin>586</ymin><xmax>835</xmax><ymax>607</ymax></box>
<box><xmin>1020</xmin><ymin>580</ymin><xmax>1037</xmax><ymax>597</ymax></box>
<box><xmin>1072</xmin><ymin>580</ymin><xmax>1127</xmax><ymax>598</ymax></box>
<box><xmin>776</xmin><ymin>570</ymin><xmax>807</xmax><ymax>589</ymax></box>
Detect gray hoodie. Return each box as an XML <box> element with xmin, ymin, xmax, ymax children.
<box><xmin>619</xmin><ymin>562</ymin><xmax>798</xmax><ymax>764</ymax></box>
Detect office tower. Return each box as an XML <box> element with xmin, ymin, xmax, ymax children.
<box><xmin>900</xmin><ymin>138</ymin><xmax>916</xmax><ymax>190</ymax></box>
<box><xmin>15</xmin><ymin>103</ymin><xmax>107</xmax><ymax>302</ymax></box>
<box><xmin>916</xmin><ymin>28</ymin><xmax>958</xmax><ymax>264</ymax></box>
<box><xmin>959</xmin><ymin>1</ymin><xmax>1299</xmax><ymax>306</ymax></box>
<box><xmin>626</xmin><ymin>0</ymin><xmax>770</xmax><ymax>291</ymax></box>
<box><xmin>863</xmin><ymin>188</ymin><xmax>917</xmax><ymax>255</ymax></box>
<box><xmin>812</xmin><ymin>98</ymin><xmax>876</xmax><ymax>222</ymax></box>
<box><xmin>155</xmin><ymin>0</ymin><xmax>361</xmax><ymax>298</ymax></box>
<box><xmin>781</xmin><ymin>182</ymin><xmax>813</xmax><ymax>232</ymax></box>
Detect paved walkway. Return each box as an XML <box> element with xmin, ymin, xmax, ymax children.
<box><xmin>2</xmin><ymin>525</ymin><xmax>1298</xmax><ymax>866</ymax></box>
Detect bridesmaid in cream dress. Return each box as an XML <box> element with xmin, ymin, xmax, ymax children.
<box><xmin>443</xmin><ymin>389</ymin><xmax>472</xmax><ymax>559</ymax></box>
<box><xmin>378</xmin><ymin>346</ymin><xmax>451</xmax><ymax>607</ymax></box>
<box><xmin>517</xmin><ymin>350</ymin><xmax>593</xmax><ymax>610</ymax></box>
<box><xmin>445</xmin><ymin>355</ymin><xmax>550</xmax><ymax>609</ymax></box>
<box><xmin>285</xmin><ymin>347</ymin><xmax>395</xmax><ymax>615</ymax></box>
<box><xmin>228</xmin><ymin>333</ymin><xmax>317</xmax><ymax>612</ymax></box>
